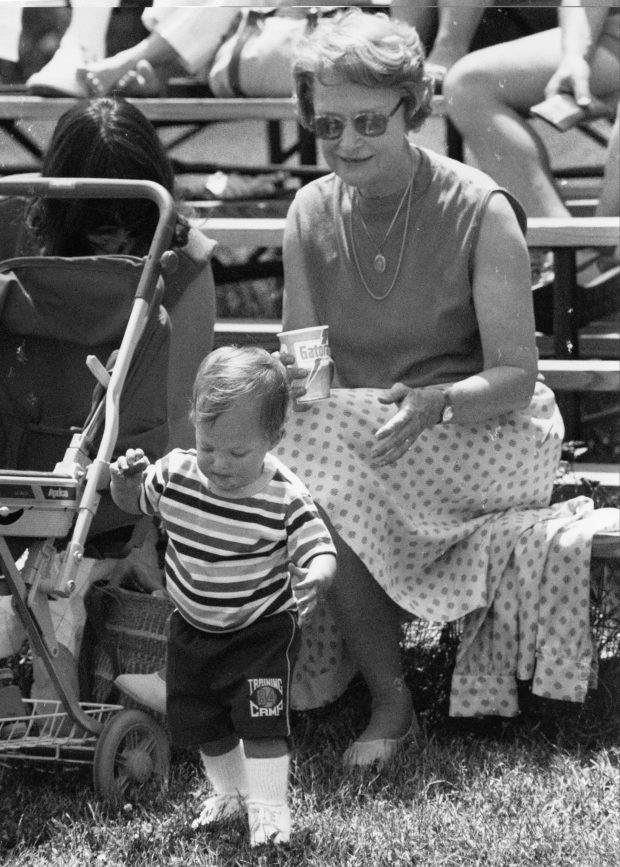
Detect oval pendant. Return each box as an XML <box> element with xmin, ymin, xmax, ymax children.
<box><xmin>374</xmin><ymin>254</ymin><xmax>386</xmax><ymax>273</ymax></box>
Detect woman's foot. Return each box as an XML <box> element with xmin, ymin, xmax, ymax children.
<box><xmin>77</xmin><ymin>56</ymin><xmax>162</xmax><ymax>98</ymax></box>
<box><xmin>343</xmin><ymin>680</ymin><xmax>418</xmax><ymax>768</ymax></box>
<box><xmin>114</xmin><ymin>60</ymin><xmax>162</xmax><ymax>97</ymax></box>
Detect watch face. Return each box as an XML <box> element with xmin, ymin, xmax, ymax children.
<box><xmin>441</xmin><ymin>404</ymin><xmax>454</xmax><ymax>423</ymax></box>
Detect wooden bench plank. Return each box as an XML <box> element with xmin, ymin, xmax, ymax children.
<box><xmin>538</xmin><ymin>360</ymin><xmax>619</xmax><ymax>392</ymax></box>
<box><xmin>559</xmin><ymin>463</ymin><xmax>619</xmax><ymax>488</ymax></box>
<box><xmin>195</xmin><ymin>217</ymin><xmax>285</xmax><ymax>247</ymax></box>
<box><xmin>0</xmin><ymin>94</ymin><xmax>448</xmax><ymax>124</ymax></box>
<box><xmin>527</xmin><ymin>217</ymin><xmax>620</xmax><ymax>248</ymax></box>
<box><xmin>0</xmin><ymin>96</ymin><xmax>299</xmax><ymax>123</ymax></box>
<box><xmin>537</xmin><ymin>331</ymin><xmax>619</xmax><ymax>360</ymax></box>
<box><xmin>198</xmin><ymin>215</ymin><xmax>620</xmax><ymax>249</ymax></box>
<box><xmin>591</xmin><ymin>531</ymin><xmax>620</xmax><ymax>559</ymax></box>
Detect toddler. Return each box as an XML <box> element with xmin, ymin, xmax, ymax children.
<box><xmin>110</xmin><ymin>346</ymin><xmax>336</xmax><ymax>847</ymax></box>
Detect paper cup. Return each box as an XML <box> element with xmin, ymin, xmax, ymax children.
<box><xmin>278</xmin><ymin>325</ymin><xmax>331</xmax><ymax>402</ymax></box>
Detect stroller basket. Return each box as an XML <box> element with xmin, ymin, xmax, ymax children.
<box><xmin>0</xmin><ymin>699</ymin><xmax>123</xmax><ymax>766</ymax></box>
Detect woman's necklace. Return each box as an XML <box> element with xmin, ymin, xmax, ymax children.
<box><xmin>347</xmin><ymin>168</ymin><xmax>414</xmax><ymax>302</ymax></box>
<box><xmin>356</xmin><ymin>179</ymin><xmax>411</xmax><ymax>274</ymax></box>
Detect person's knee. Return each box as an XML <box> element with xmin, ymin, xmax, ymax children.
<box><xmin>443</xmin><ymin>55</ymin><xmax>499</xmax><ymax>124</ymax></box>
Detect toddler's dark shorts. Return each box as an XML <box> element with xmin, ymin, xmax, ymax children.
<box><xmin>166</xmin><ymin>609</ymin><xmax>300</xmax><ymax>747</ymax></box>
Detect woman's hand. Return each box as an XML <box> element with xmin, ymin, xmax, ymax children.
<box><xmin>275</xmin><ymin>349</ymin><xmax>312</xmax><ymax>412</ymax></box>
<box><xmin>545</xmin><ymin>54</ymin><xmax>593</xmax><ymax>107</ymax></box>
<box><xmin>371</xmin><ymin>383</ymin><xmax>445</xmax><ymax>467</ymax></box>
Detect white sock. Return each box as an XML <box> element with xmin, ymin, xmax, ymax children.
<box><xmin>245</xmin><ymin>754</ymin><xmax>290</xmax><ymax>806</ymax></box>
<box><xmin>200</xmin><ymin>742</ymin><xmax>248</xmax><ymax>798</ymax></box>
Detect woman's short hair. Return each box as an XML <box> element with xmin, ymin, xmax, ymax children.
<box><xmin>293</xmin><ymin>9</ymin><xmax>433</xmax><ymax>133</ymax></box>
<box><xmin>28</xmin><ymin>96</ymin><xmax>188</xmax><ymax>256</ymax></box>
<box><xmin>191</xmin><ymin>346</ymin><xmax>290</xmax><ymax>441</ymax></box>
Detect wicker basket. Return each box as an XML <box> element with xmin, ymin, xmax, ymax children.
<box><xmin>81</xmin><ymin>580</ymin><xmax>173</xmax><ymax>705</ymax></box>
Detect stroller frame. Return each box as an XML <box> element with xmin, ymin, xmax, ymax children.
<box><xmin>0</xmin><ymin>178</ymin><xmax>175</xmax><ymax>801</ymax></box>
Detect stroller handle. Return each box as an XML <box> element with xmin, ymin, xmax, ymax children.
<box><xmin>0</xmin><ymin>177</ymin><xmax>177</xmax><ymax>305</ymax></box>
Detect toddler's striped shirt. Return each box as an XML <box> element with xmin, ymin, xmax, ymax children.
<box><xmin>139</xmin><ymin>449</ymin><xmax>335</xmax><ymax>632</ymax></box>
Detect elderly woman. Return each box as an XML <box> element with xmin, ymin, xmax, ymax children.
<box><xmin>274</xmin><ymin>9</ymin><xmax>600</xmax><ymax>767</ymax></box>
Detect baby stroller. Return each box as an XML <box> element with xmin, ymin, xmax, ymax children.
<box><xmin>0</xmin><ymin>177</ymin><xmax>175</xmax><ymax>803</ymax></box>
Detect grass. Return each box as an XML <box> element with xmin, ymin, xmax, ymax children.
<box><xmin>1</xmin><ymin>480</ymin><xmax>618</xmax><ymax>866</ymax></box>
<box><xmin>1</xmin><ymin>632</ymin><xmax>619</xmax><ymax>867</ymax></box>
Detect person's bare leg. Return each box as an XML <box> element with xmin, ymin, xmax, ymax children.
<box><xmin>391</xmin><ymin>2</ymin><xmax>438</xmax><ymax>48</ymax></box>
<box><xmin>443</xmin><ymin>29</ymin><xmax>569</xmax><ymax>217</ymax></box>
<box><xmin>595</xmin><ymin>105</ymin><xmax>620</xmax><ymax>219</ymax></box>
<box><xmin>393</xmin><ymin>2</ymin><xmax>492</xmax><ymax>72</ymax></box>
<box><xmin>26</xmin><ymin>2</ymin><xmax>116</xmax><ymax>96</ymax></box>
<box><xmin>594</xmin><ymin>105</ymin><xmax>620</xmax><ymax>267</ymax></box>
<box><xmin>427</xmin><ymin>2</ymin><xmax>492</xmax><ymax>72</ymax></box>
<box><xmin>444</xmin><ymin>26</ymin><xmax>620</xmax><ymax>217</ymax></box>
<box><xmin>318</xmin><ymin>509</ymin><xmax>415</xmax><ymax>749</ymax></box>
<box><xmin>78</xmin><ymin>31</ymin><xmax>178</xmax><ymax>95</ymax></box>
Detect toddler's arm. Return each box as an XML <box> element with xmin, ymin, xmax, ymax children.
<box><xmin>289</xmin><ymin>553</ymin><xmax>336</xmax><ymax>625</ymax></box>
<box><xmin>109</xmin><ymin>447</ymin><xmax>150</xmax><ymax>515</ymax></box>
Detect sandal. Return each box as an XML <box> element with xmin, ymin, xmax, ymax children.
<box><xmin>342</xmin><ymin>714</ymin><xmax>420</xmax><ymax>769</ymax></box>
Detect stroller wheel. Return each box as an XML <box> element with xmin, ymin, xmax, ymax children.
<box><xmin>93</xmin><ymin>709</ymin><xmax>169</xmax><ymax>804</ymax></box>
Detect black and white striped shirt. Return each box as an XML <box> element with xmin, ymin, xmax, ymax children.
<box><xmin>140</xmin><ymin>450</ymin><xmax>335</xmax><ymax>633</ymax></box>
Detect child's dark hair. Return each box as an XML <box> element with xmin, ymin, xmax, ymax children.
<box><xmin>191</xmin><ymin>347</ymin><xmax>290</xmax><ymax>441</ymax></box>
<box><xmin>27</xmin><ymin>96</ymin><xmax>189</xmax><ymax>256</ymax></box>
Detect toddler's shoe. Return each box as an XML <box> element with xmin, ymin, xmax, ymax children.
<box><xmin>248</xmin><ymin>801</ymin><xmax>291</xmax><ymax>847</ymax></box>
<box><xmin>191</xmin><ymin>793</ymin><xmax>246</xmax><ymax>829</ymax></box>
<box><xmin>26</xmin><ymin>41</ymin><xmax>92</xmax><ymax>98</ymax></box>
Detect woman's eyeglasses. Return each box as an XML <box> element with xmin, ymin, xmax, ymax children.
<box><xmin>310</xmin><ymin>98</ymin><xmax>405</xmax><ymax>140</ymax></box>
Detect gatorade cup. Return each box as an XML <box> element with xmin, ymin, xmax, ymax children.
<box><xmin>278</xmin><ymin>325</ymin><xmax>331</xmax><ymax>402</ymax></box>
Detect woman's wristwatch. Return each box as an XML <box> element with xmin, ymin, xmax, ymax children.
<box><xmin>438</xmin><ymin>388</ymin><xmax>454</xmax><ymax>423</ymax></box>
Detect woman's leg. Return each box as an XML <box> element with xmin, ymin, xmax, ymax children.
<box><xmin>78</xmin><ymin>31</ymin><xmax>178</xmax><ymax>96</ymax></box>
<box><xmin>426</xmin><ymin>2</ymin><xmax>492</xmax><ymax>73</ymax></box>
<box><xmin>26</xmin><ymin>2</ymin><xmax>116</xmax><ymax>96</ymax></box>
<box><xmin>391</xmin><ymin>2</ymin><xmax>438</xmax><ymax>47</ymax></box>
<box><xmin>443</xmin><ymin>28</ymin><xmax>568</xmax><ymax>217</ymax></box>
<box><xmin>594</xmin><ymin>104</ymin><xmax>620</xmax><ymax>268</ymax></box>
<box><xmin>596</xmin><ymin>103</ymin><xmax>620</xmax><ymax>219</ymax></box>
<box><xmin>319</xmin><ymin>508</ymin><xmax>416</xmax><ymax>755</ymax></box>
<box><xmin>393</xmin><ymin>2</ymin><xmax>493</xmax><ymax>77</ymax></box>
<box><xmin>444</xmin><ymin>26</ymin><xmax>620</xmax><ymax>217</ymax></box>
<box><xmin>79</xmin><ymin>5</ymin><xmax>238</xmax><ymax>94</ymax></box>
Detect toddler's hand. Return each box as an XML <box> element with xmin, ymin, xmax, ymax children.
<box><xmin>289</xmin><ymin>562</ymin><xmax>322</xmax><ymax>624</ymax></box>
<box><xmin>110</xmin><ymin>448</ymin><xmax>150</xmax><ymax>480</ymax></box>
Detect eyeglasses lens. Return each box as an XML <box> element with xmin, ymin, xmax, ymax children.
<box><xmin>355</xmin><ymin>113</ymin><xmax>387</xmax><ymax>136</ymax></box>
<box><xmin>312</xmin><ymin>100</ymin><xmax>403</xmax><ymax>140</ymax></box>
<box><xmin>313</xmin><ymin>116</ymin><xmax>345</xmax><ymax>140</ymax></box>
<box><xmin>313</xmin><ymin>111</ymin><xmax>389</xmax><ymax>140</ymax></box>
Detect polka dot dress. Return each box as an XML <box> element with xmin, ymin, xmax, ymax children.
<box><xmin>276</xmin><ymin>382</ymin><xmax>597</xmax><ymax>716</ymax></box>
